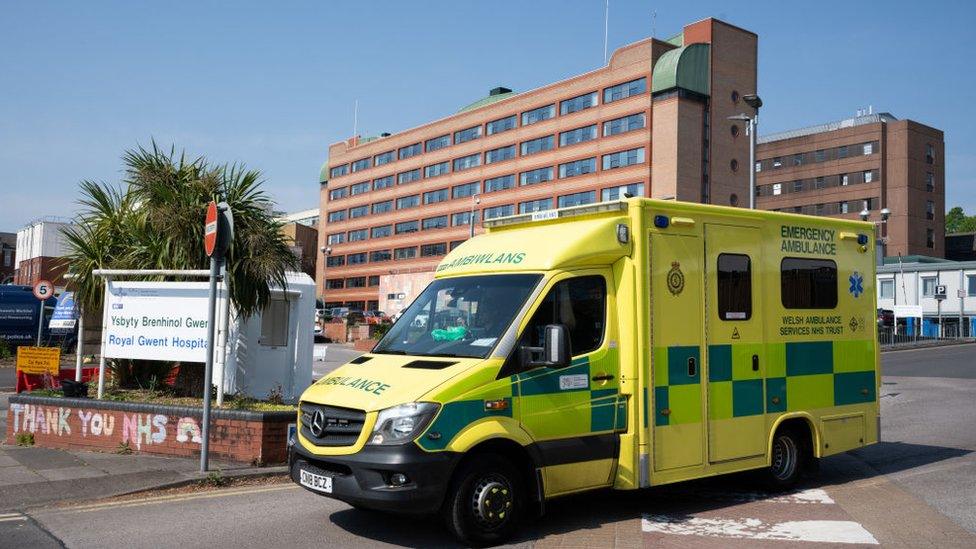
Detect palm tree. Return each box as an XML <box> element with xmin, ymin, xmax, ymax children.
<box><xmin>63</xmin><ymin>143</ymin><xmax>299</xmax><ymax>394</ymax></box>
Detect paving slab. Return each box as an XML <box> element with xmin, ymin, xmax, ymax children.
<box><xmin>35</xmin><ymin>465</ymin><xmax>108</xmax><ymax>482</ymax></box>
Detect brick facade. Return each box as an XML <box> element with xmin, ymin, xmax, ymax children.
<box><xmin>6</xmin><ymin>395</ymin><xmax>295</xmax><ymax>465</ymax></box>
<box><xmin>13</xmin><ymin>256</ymin><xmax>67</xmax><ymax>287</ymax></box>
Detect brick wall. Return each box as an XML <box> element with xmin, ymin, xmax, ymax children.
<box><xmin>6</xmin><ymin>395</ymin><xmax>295</xmax><ymax>465</ymax></box>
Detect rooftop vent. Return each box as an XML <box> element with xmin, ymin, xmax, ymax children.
<box><xmin>489</xmin><ymin>87</ymin><xmax>512</xmax><ymax>96</ymax></box>
<box><xmin>380</xmin><ymin>132</ymin><xmax>391</xmax><ymax>137</ymax></box>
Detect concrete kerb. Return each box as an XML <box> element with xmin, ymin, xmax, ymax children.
<box><xmin>111</xmin><ymin>464</ymin><xmax>290</xmax><ymax>499</ymax></box>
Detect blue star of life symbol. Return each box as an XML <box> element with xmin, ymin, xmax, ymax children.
<box><xmin>849</xmin><ymin>272</ymin><xmax>864</xmax><ymax>298</ymax></box>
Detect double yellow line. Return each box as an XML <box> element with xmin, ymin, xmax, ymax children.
<box><xmin>37</xmin><ymin>484</ymin><xmax>299</xmax><ymax>515</ymax></box>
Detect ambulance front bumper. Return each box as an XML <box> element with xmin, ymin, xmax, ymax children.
<box><xmin>289</xmin><ymin>439</ymin><xmax>460</xmax><ymax>514</ymax></box>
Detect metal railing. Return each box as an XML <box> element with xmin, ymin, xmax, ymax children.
<box><xmin>878</xmin><ymin>325</ymin><xmax>973</xmax><ymax>348</ymax></box>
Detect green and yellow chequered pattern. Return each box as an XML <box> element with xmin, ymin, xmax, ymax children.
<box><xmin>654</xmin><ymin>339</ymin><xmax>875</xmax><ymax>426</ymax></box>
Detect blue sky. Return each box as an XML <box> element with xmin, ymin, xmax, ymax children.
<box><xmin>2</xmin><ymin>0</ymin><xmax>974</xmax><ymax>229</ymax></box>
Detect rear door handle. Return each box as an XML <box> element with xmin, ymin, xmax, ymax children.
<box><xmin>687</xmin><ymin>357</ymin><xmax>697</xmax><ymax>377</ymax></box>
<box><xmin>591</xmin><ymin>374</ymin><xmax>615</xmax><ymax>382</ymax></box>
<box><xmin>752</xmin><ymin>354</ymin><xmax>760</xmax><ymax>371</ymax></box>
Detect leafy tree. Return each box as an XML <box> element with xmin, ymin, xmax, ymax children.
<box><xmin>63</xmin><ymin>143</ymin><xmax>299</xmax><ymax>394</ymax></box>
<box><xmin>946</xmin><ymin>206</ymin><xmax>976</xmax><ymax>234</ymax></box>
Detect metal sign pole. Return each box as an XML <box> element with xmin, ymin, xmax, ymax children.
<box><xmin>75</xmin><ymin>307</ymin><xmax>84</xmax><ymax>382</ymax></box>
<box><xmin>97</xmin><ymin>279</ymin><xmax>112</xmax><ymax>399</ymax></box>
<box><xmin>200</xmin><ymin>254</ymin><xmax>221</xmax><ymax>472</ymax></box>
<box><xmin>36</xmin><ymin>304</ymin><xmax>43</xmax><ymax>346</ymax></box>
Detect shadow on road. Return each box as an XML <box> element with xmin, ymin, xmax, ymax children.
<box><xmin>327</xmin><ymin>441</ymin><xmax>970</xmax><ymax>547</ymax></box>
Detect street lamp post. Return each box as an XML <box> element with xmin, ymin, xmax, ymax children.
<box><xmin>728</xmin><ymin>94</ymin><xmax>762</xmax><ymax>209</ymax></box>
<box><xmin>469</xmin><ymin>195</ymin><xmax>481</xmax><ymax>239</ymax></box>
<box><xmin>320</xmin><ymin>245</ymin><xmax>332</xmax><ymax>306</ymax></box>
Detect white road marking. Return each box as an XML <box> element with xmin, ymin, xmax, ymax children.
<box><xmin>695</xmin><ymin>488</ymin><xmax>836</xmax><ymax>505</ymax></box>
<box><xmin>643</xmin><ymin>516</ymin><xmax>878</xmax><ymax>545</ymax></box>
<box><xmin>0</xmin><ymin>513</ymin><xmax>26</xmax><ymax>523</ymax></box>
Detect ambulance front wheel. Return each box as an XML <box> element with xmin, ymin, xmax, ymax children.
<box><xmin>442</xmin><ymin>454</ymin><xmax>524</xmax><ymax>546</ymax></box>
<box><xmin>764</xmin><ymin>427</ymin><xmax>808</xmax><ymax>490</ymax></box>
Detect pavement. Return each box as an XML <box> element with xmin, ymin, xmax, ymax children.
<box><xmin>1</xmin><ymin>343</ymin><xmax>974</xmax><ymax>547</ymax></box>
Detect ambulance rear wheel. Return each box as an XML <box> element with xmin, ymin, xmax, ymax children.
<box><xmin>765</xmin><ymin>428</ymin><xmax>805</xmax><ymax>490</ymax></box>
<box><xmin>442</xmin><ymin>454</ymin><xmax>523</xmax><ymax>546</ymax></box>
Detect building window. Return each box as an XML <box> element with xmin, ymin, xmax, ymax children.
<box><xmin>370</xmin><ymin>250</ymin><xmax>392</xmax><ymax>262</ymax></box>
<box><xmin>781</xmin><ymin>258</ymin><xmax>838</xmax><ymax>309</ymax></box>
<box><xmin>927</xmin><ymin>229</ymin><xmax>935</xmax><ymax>249</ymax></box>
<box><xmin>558</xmin><ymin>191</ymin><xmax>595</xmax><ymax>208</ymax></box>
<box><xmin>330</xmin><ymin>164</ymin><xmax>348</xmax><ymax>178</ymax></box>
<box><xmin>968</xmin><ymin>275</ymin><xmax>976</xmax><ymax>297</ymax></box>
<box><xmin>327</xmin><ymin>210</ymin><xmax>346</xmax><ymax>223</ymax></box>
<box><xmin>772</xmin><ymin>157</ymin><xmax>782</xmax><ymax>168</ymax></box>
<box><xmin>560</xmin><ymin>91</ymin><xmax>598</xmax><ymax>115</ymax></box>
<box><xmin>485</xmin><ymin>174</ymin><xmax>515</xmax><ymax>192</ymax></box>
<box><xmin>422</xmin><ymin>216</ymin><xmax>448</xmax><ymax>230</ymax></box>
<box><xmin>603</xmin><ymin>147</ymin><xmax>644</xmax><ymax>170</ymax></box>
<box><xmin>420</xmin><ymin>243</ymin><xmax>448</xmax><ymax>257</ymax></box>
<box><xmin>864</xmin><ymin>170</ymin><xmax>874</xmax><ymax>183</ymax></box>
<box><xmin>350</xmin><ymin>181</ymin><xmax>370</xmax><ymax>195</ymax></box>
<box><xmin>424</xmin><ymin>162</ymin><xmax>450</xmax><ymax>178</ymax></box>
<box><xmin>520</xmin><ymin>166</ymin><xmax>554</xmax><ymax>186</ymax></box>
<box><xmin>351</xmin><ymin>158</ymin><xmax>371</xmax><ymax>172</ymax></box>
<box><xmin>374</xmin><ymin>150</ymin><xmax>394</xmax><ymax>166</ymax></box>
<box><xmin>840</xmin><ymin>201</ymin><xmax>849</xmax><ymax>214</ymax></box>
<box><xmin>326</xmin><ymin>255</ymin><xmax>345</xmax><ymax>267</ymax></box>
<box><xmin>717</xmin><ymin>253</ymin><xmax>752</xmax><ymax>320</ymax></box>
<box><xmin>926</xmin><ymin>144</ymin><xmax>935</xmax><ymax>164</ymax></box>
<box><xmin>326</xmin><ymin>279</ymin><xmax>344</xmax><ymax>290</ymax></box>
<box><xmin>346</xmin><ymin>277</ymin><xmax>367</xmax><ymax>288</ymax></box>
<box><xmin>863</xmin><ymin>142</ymin><xmax>873</xmax><ymax>155</ymax></box>
<box><xmin>486</xmin><ymin>144</ymin><xmax>516</xmax><ymax>164</ymax></box>
<box><xmin>879</xmin><ymin>279</ymin><xmax>894</xmax><ymax>299</ymax></box>
<box><xmin>792</xmin><ymin>181</ymin><xmax>803</xmax><ymax>193</ymax></box>
<box><xmin>602</xmin><ymin>183</ymin><xmax>644</xmax><ymax>201</ymax></box>
<box><xmin>349</xmin><ymin>205</ymin><xmax>368</xmax><ymax>219</ymax></box>
<box><xmin>755</xmin><ymin>161</ymin><xmax>762</xmax><ymax>173</ymax></box>
<box><xmin>454</xmin><ymin>125</ymin><xmax>482</xmax><ymax>144</ymax></box>
<box><xmin>927</xmin><ymin>200</ymin><xmax>935</xmax><ymax>220</ymax></box>
<box><xmin>372</xmin><ymin>200</ymin><xmax>393</xmax><ymax>214</ymax></box>
<box><xmin>812</xmin><ymin>177</ymin><xmax>824</xmax><ymax>189</ymax></box>
<box><xmin>371</xmin><ymin>225</ymin><xmax>392</xmax><ymax>238</ymax></box>
<box><xmin>394</xmin><ymin>247</ymin><xmax>417</xmax><ymax>260</ymax></box>
<box><xmin>815</xmin><ymin>203</ymin><xmax>825</xmax><ymax>216</ymax></box>
<box><xmin>559</xmin><ymin>158</ymin><xmax>596</xmax><ymax>178</ymax></box>
<box><xmin>395</xmin><ymin>220</ymin><xmax>419</xmax><ymax>234</ymax></box>
<box><xmin>838</xmin><ymin>145</ymin><xmax>849</xmax><ymax>159</ymax></box>
<box><xmin>521</xmin><ymin>135</ymin><xmax>554</xmax><ymax>156</ymax></box>
<box><xmin>560</xmin><ymin>125</ymin><xmax>597</xmax><ymax>147</ymax></box>
<box><xmin>348</xmin><ymin>229</ymin><xmax>368</xmax><ymax>242</ymax></box>
<box><xmin>519</xmin><ymin>198</ymin><xmax>553</xmax><ymax>214</ymax></box>
<box><xmin>922</xmin><ymin>276</ymin><xmax>936</xmax><ymax>296</ymax></box>
<box><xmin>425</xmin><ymin>134</ymin><xmax>451</xmax><ymax>152</ymax></box>
<box><xmin>603</xmin><ymin>113</ymin><xmax>645</xmax><ymax>136</ymax></box>
<box><xmin>926</xmin><ymin>172</ymin><xmax>935</xmax><ymax>192</ymax></box>
<box><xmin>487</xmin><ymin>115</ymin><xmax>517</xmax><ymax>135</ymax></box>
<box><xmin>603</xmin><ymin>77</ymin><xmax>646</xmax><ymax>103</ymax></box>
<box><xmin>398</xmin><ymin>169</ymin><xmax>421</xmax><ymax>185</ymax></box>
<box><xmin>840</xmin><ymin>173</ymin><xmax>849</xmax><ymax>186</ymax></box>
<box><xmin>397</xmin><ymin>195</ymin><xmax>420</xmax><ymax>209</ymax></box>
<box><xmin>772</xmin><ymin>183</ymin><xmax>782</xmax><ymax>196</ymax></box>
<box><xmin>452</xmin><ymin>211</ymin><xmax>479</xmax><ymax>226</ymax></box>
<box><xmin>521</xmin><ymin>104</ymin><xmax>555</xmax><ymax>126</ymax></box>
<box><xmin>452</xmin><ymin>181</ymin><xmax>481</xmax><ymax>199</ymax></box>
<box><xmin>398</xmin><ymin>143</ymin><xmax>422</xmax><ymax>160</ymax></box>
<box><xmin>450</xmin><ymin>240</ymin><xmax>466</xmax><ymax>251</ymax></box>
<box><xmin>368</xmin><ymin>275</ymin><xmax>380</xmax><ymax>287</ymax></box>
<box><xmin>348</xmin><ymin>252</ymin><xmax>367</xmax><ymax>265</ymax></box>
<box><xmin>326</xmin><ymin>232</ymin><xmax>345</xmax><ymax>245</ymax></box>
<box><xmin>793</xmin><ymin>154</ymin><xmax>803</xmax><ymax>166</ymax></box>
<box><xmin>453</xmin><ymin>153</ymin><xmax>481</xmax><ymax>171</ymax></box>
<box><xmin>329</xmin><ymin>187</ymin><xmax>348</xmax><ymax>200</ymax></box>
<box><xmin>424</xmin><ymin>188</ymin><xmax>449</xmax><ymax>204</ymax></box>
<box><xmin>815</xmin><ymin>149</ymin><xmax>826</xmax><ymax>162</ymax></box>
<box><xmin>483</xmin><ymin>204</ymin><xmax>514</xmax><ymax>219</ymax></box>
<box><xmin>373</xmin><ymin>176</ymin><xmax>393</xmax><ymax>191</ymax></box>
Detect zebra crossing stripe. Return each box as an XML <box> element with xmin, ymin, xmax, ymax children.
<box><xmin>642</xmin><ymin>516</ymin><xmax>879</xmax><ymax>545</ymax></box>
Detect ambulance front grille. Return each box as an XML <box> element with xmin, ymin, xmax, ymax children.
<box><xmin>299</xmin><ymin>402</ymin><xmax>366</xmax><ymax>447</ymax></box>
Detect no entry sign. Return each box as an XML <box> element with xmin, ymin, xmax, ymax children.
<box><xmin>204</xmin><ymin>201</ymin><xmax>218</xmax><ymax>257</ymax></box>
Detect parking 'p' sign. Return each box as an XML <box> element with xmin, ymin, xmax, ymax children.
<box><xmin>33</xmin><ymin>279</ymin><xmax>54</xmax><ymax>301</ymax></box>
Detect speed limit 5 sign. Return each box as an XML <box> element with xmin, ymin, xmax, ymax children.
<box><xmin>33</xmin><ymin>279</ymin><xmax>54</xmax><ymax>301</ymax></box>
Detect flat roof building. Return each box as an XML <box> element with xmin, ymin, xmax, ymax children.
<box><xmin>317</xmin><ymin>18</ymin><xmax>758</xmax><ymax>310</ymax></box>
<box><xmin>755</xmin><ymin>112</ymin><xmax>945</xmax><ymax>258</ymax></box>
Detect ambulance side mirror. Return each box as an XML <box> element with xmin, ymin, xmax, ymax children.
<box><xmin>544</xmin><ymin>324</ymin><xmax>571</xmax><ymax>368</ymax></box>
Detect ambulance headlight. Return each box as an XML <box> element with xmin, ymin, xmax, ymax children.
<box><xmin>368</xmin><ymin>402</ymin><xmax>440</xmax><ymax>445</ymax></box>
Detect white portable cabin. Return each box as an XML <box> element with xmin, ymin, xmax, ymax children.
<box><xmin>221</xmin><ymin>271</ymin><xmax>315</xmax><ymax>402</ymax></box>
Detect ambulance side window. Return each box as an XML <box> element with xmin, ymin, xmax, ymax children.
<box><xmin>717</xmin><ymin>253</ymin><xmax>752</xmax><ymax>321</ymax></box>
<box><xmin>521</xmin><ymin>276</ymin><xmax>606</xmax><ymax>358</ymax></box>
<box><xmin>781</xmin><ymin>257</ymin><xmax>838</xmax><ymax>309</ymax></box>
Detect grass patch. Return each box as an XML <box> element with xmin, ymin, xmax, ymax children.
<box><xmin>116</xmin><ymin>441</ymin><xmax>133</xmax><ymax>455</ymax></box>
<box><xmin>15</xmin><ymin>432</ymin><xmax>35</xmax><ymax>447</ymax></box>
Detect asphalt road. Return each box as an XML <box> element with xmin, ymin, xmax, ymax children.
<box><xmin>3</xmin><ymin>344</ymin><xmax>975</xmax><ymax>548</ymax></box>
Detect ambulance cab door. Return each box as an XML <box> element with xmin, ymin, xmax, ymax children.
<box><xmin>514</xmin><ymin>269</ymin><xmax>622</xmax><ymax>496</ymax></box>
<box><xmin>650</xmin><ymin>232</ymin><xmax>704</xmax><ymax>472</ymax></box>
<box><xmin>704</xmin><ymin>224</ymin><xmax>766</xmax><ymax>463</ymax></box>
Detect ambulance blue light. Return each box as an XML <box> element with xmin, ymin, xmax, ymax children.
<box><xmin>654</xmin><ymin>215</ymin><xmax>669</xmax><ymax>228</ymax></box>
<box><xmin>857</xmin><ymin>234</ymin><xmax>869</xmax><ymax>246</ymax></box>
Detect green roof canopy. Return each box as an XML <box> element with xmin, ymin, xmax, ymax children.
<box><xmin>651</xmin><ymin>43</ymin><xmax>710</xmax><ymax>96</ymax></box>
<box><xmin>458</xmin><ymin>90</ymin><xmax>516</xmax><ymax>113</ymax></box>
<box><xmin>319</xmin><ymin>160</ymin><xmax>330</xmax><ymax>184</ymax></box>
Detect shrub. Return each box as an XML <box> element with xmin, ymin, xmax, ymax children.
<box><xmin>15</xmin><ymin>432</ymin><xmax>35</xmax><ymax>447</ymax></box>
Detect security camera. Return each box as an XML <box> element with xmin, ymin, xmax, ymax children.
<box><xmin>743</xmin><ymin>94</ymin><xmax>763</xmax><ymax>109</ymax></box>
<box><xmin>880</xmin><ymin>208</ymin><xmax>891</xmax><ymax>221</ymax></box>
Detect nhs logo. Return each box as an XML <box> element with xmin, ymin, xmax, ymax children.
<box><xmin>112</xmin><ymin>303</ymin><xmax>124</xmax><ymax>310</ymax></box>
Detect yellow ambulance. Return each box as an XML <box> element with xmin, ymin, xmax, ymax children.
<box><xmin>290</xmin><ymin>198</ymin><xmax>880</xmax><ymax>545</ymax></box>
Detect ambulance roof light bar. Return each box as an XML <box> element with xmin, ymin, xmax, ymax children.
<box><xmin>482</xmin><ymin>200</ymin><xmax>629</xmax><ymax>229</ymax></box>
